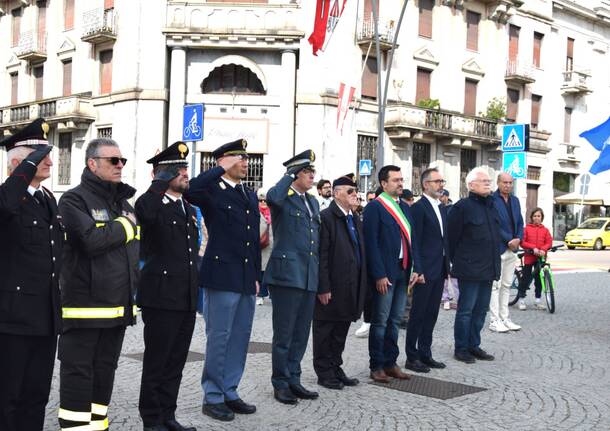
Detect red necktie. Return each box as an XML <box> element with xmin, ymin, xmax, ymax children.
<box><xmin>401</xmin><ymin>231</ymin><xmax>409</xmax><ymax>270</ymax></box>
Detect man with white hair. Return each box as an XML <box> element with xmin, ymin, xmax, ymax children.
<box><xmin>447</xmin><ymin>168</ymin><xmax>502</xmax><ymax>364</ymax></box>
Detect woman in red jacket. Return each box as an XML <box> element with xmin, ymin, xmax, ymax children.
<box><xmin>517</xmin><ymin>207</ymin><xmax>553</xmax><ymax>310</ymax></box>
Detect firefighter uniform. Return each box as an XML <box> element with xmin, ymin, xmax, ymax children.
<box><xmin>0</xmin><ymin>119</ymin><xmax>63</xmax><ymax>431</ymax></box>
<box><xmin>57</xmin><ymin>153</ymin><xmax>140</xmax><ymax>431</ymax></box>
<box><xmin>136</xmin><ymin>142</ymin><xmax>199</xmax><ymax>431</ymax></box>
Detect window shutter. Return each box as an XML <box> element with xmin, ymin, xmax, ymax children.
<box><xmin>508</xmin><ymin>25</ymin><xmax>520</xmax><ymax>63</ymax></box>
<box><xmin>507</xmin><ymin>89</ymin><xmax>519</xmax><ymax>122</ymax></box>
<box><xmin>419</xmin><ymin>0</ymin><xmax>433</xmax><ymax>39</ymax></box>
<box><xmin>564</xmin><ymin>108</ymin><xmax>572</xmax><ymax>143</ymax></box>
<box><xmin>566</xmin><ymin>37</ymin><xmax>574</xmax><ymax>71</ymax></box>
<box><xmin>104</xmin><ymin>0</ymin><xmax>114</xmax><ymax>9</ymax></box>
<box><xmin>100</xmin><ymin>50</ymin><xmax>113</xmax><ymax>95</ymax></box>
<box><xmin>531</xmin><ymin>95</ymin><xmax>542</xmax><ymax>129</ymax></box>
<box><xmin>464</xmin><ymin>79</ymin><xmax>477</xmax><ymax>116</ymax></box>
<box><xmin>533</xmin><ymin>32</ymin><xmax>543</xmax><ymax>68</ymax></box>
<box><xmin>34</xmin><ymin>66</ymin><xmax>44</xmax><ymax>100</ymax></box>
<box><xmin>38</xmin><ymin>2</ymin><xmax>47</xmax><ymax>39</ymax></box>
<box><xmin>11</xmin><ymin>73</ymin><xmax>18</xmax><ymax>105</ymax></box>
<box><xmin>466</xmin><ymin>11</ymin><xmax>479</xmax><ymax>51</ymax></box>
<box><xmin>416</xmin><ymin>68</ymin><xmax>431</xmax><ymax>103</ymax></box>
<box><xmin>363</xmin><ymin>0</ymin><xmax>378</xmax><ymax>24</ymax></box>
<box><xmin>63</xmin><ymin>60</ymin><xmax>72</xmax><ymax>97</ymax></box>
<box><xmin>361</xmin><ymin>57</ymin><xmax>378</xmax><ymax>99</ymax></box>
<box><xmin>12</xmin><ymin>8</ymin><xmax>21</xmax><ymax>47</ymax></box>
<box><xmin>64</xmin><ymin>0</ymin><xmax>74</xmax><ymax>30</ymax></box>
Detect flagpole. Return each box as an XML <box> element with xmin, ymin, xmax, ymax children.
<box><xmin>371</xmin><ymin>0</ymin><xmax>383</xmax><ymax>174</ymax></box>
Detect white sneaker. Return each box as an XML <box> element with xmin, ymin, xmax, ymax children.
<box><xmin>502</xmin><ymin>318</ymin><xmax>521</xmax><ymax>331</ymax></box>
<box><xmin>489</xmin><ymin>319</ymin><xmax>510</xmax><ymax>333</ymax></box>
<box><xmin>256</xmin><ymin>297</ymin><xmax>264</xmax><ymax>306</ymax></box>
<box><xmin>535</xmin><ymin>299</ymin><xmax>546</xmax><ymax>310</ymax></box>
<box><xmin>355</xmin><ymin>322</ymin><xmax>370</xmax><ymax>338</ymax></box>
<box><xmin>518</xmin><ymin>299</ymin><xmax>527</xmax><ymax>311</ymax></box>
<box><xmin>443</xmin><ymin>301</ymin><xmax>451</xmax><ymax>310</ymax></box>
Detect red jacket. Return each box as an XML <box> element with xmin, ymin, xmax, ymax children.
<box><xmin>521</xmin><ymin>223</ymin><xmax>553</xmax><ymax>265</ymax></box>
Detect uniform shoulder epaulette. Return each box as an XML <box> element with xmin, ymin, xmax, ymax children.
<box><xmin>287</xmin><ymin>189</ymin><xmax>295</xmax><ymax>196</ymax></box>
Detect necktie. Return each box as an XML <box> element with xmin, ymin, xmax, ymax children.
<box><xmin>346</xmin><ymin>214</ymin><xmax>361</xmax><ymax>266</ymax></box>
<box><xmin>236</xmin><ymin>183</ymin><xmax>248</xmax><ymax>201</ymax></box>
<box><xmin>34</xmin><ymin>190</ymin><xmax>50</xmax><ymax>216</ymax></box>
<box><xmin>400</xmin><ymin>231</ymin><xmax>409</xmax><ymax>270</ymax></box>
<box><xmin>300</xmin><ymin>194</ymin><xmax>312</xmax><ymax>217</ymax></box>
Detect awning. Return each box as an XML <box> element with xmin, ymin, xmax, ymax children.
<box><xmin>554</xmin><ymin>191</ymin><xmax>610</xmax><ymax>205</ymax></box>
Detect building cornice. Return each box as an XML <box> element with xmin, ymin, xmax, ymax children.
<box><xmin>553</xmin><ymin>1</ymin><xmax>610</xmax><ymax>26</ymax></box>
<box><xmin>92</xmin><ymin>88</ymin><xmax>168</xmax><ymax>106</ymax></box>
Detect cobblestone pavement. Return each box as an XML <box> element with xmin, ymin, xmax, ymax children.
<box><xmin>43</xmin><ymin>273</ymin><xmax>610</xmax><ymax>430</ymax></box>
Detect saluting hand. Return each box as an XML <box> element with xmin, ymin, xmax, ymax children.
<box><xmin>23</xmin><ymin>145</ymin><xmax>52</xmax><ymax>167</ymax></box>
<box><xmin>218</xmin><ymin>155</ymin><xmax>242</xmax><ymax>171</ymax></box>
<box><xmin>318</xmin><ymin>292</ymin><xmax>331</xmax><ymax>305</ymax></box>
<box><xmin>376</xmin><ymin>277</ymin><xmax>391</xmax><ymax>295</ymax></box>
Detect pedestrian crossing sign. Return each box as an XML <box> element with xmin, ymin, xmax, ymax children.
<box><xmin>359</xmin><ymin>159</ymin><xmax>372</xmax><ymax>176</ymax></box>
<box><xmin>502</xmin><ymin>124</ymin><xmax>529</xmax><ymax>152</ymax></box>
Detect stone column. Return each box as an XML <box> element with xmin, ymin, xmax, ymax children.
<box><xmin>281</xmin><ymin>50</ymin><xmax>296</xmax><ymax>155</ymax></box>
<box><xmin>168</xmin><ymin>46</ymin><xmax>186</xmax><ymax>144</ymax></box>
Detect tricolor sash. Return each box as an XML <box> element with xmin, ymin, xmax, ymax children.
<box><xmin>376</xmin><ymin>192</ymin><xmax>412</xmax><ymax>245</ymax></box>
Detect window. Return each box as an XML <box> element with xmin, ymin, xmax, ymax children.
<box><xmin>361</xmin><ymin>56</ymin><xmax>378</xmax><ymax>99</ymax></box>
<box><xmin>64</xmin><ymin>0</ymin><xmax>75</xmax><ymax>30</ymax></box>
<box><xmin>38</xmin><ymin>1</ymin><xmax>47</xmax><ymax>38</ymax></box>
<box><xmin>104</xmin><ymin>0</ymin><xmax>114</xmax><ymax>9</ymax></box>
<box><xmin>416</xmin><ymin>68</ymin><xmax>431</xmax><ymax>103</ymax></box>
<box><xmin>100</xmin><ymin>50</ymin><xmax>113</xmax><ymax>95</ymax></box>
<box><xmin>11</xmin><ymin>73</ymin><xmax>18</xmax><ymax>105</ymax></box>
<box><xmin>200</xmin><ymin>152</ymin><xmax>264</xmax><ymax>190</ymax></box>
<box><xmin>531</xmin><ymin>94</ymin><xmax>542</xmax><ymax>129</ymax></box>
<box><xmin>12</xmin><ymin>8</ymin><xmax>22</xmax><ymax>47</ymax></box>
<box><xmin>566</xmin><ymin>37</ymin><xmax>574</xmax><ymax>71</ymax></box>
<box><xmin>564</xmin><ymin>108</ymin><xmax>572</xmax><ymax>143</ymax></box>
<box><xmin>527</xmin><ymin>166</ymin><xmax>541</xmax><ymax>181</ymax></box>
<box><xmin>466</xmin><ymin>11</ymin><xmax>480</xmax><ymax>51</ymax></box>
<box><xmin>508</xmin><ymin>25</ymin><xmax>520</xmax><ymax>64</ymax></box>
<box><xmin>418</xmin><ymin>0</ymin><xmax>433</xmax><ymax>39</ymax></box>
<box><xmin>464</xmin><ymin>79</ymin><xmax>477</xmax><ymax>116</ymax></box>
<box><xmin>460</xmin><ymin>149</ymin><xmax>477</xmax><ymax>198</ymax></box>
<box><xmin>533</xmin><ymin>32</ymin><xmax>543</xmax><ymax>68</ymax></box>
<box><xmin>33</xmin><ymin>65</ymin><xmax>44</xmax><ymax>101</ymax></box>
<box><xmin>97</xmin><ymin>127</ymin><xmax>113</xmax><ymax>138</ymax></box>
<box><xmin>202</xmin><ymin>64</ymin><xmax>265</xmax><ymax>95</ymax></box>
<box><xmin>363</xmin><ymin>0</ymin><xmax>379</xmax><ymax>23</ymax></box>
<box><xmin>58</xmin><ymin>133</ymin><xmax>72</xmax><ymax>185</ymax></box>
<box><xmin>357</xmin><ymin>134</ymin><xmax>377</xmax><ymax>190</ymax></box>
<box><xmin>412</xmin><ymin>142</ymin><xmax>430</xmax><ymax>196</ymax></box>
<box><xmin>62</xmin><ymin>60</ymin><xmax>72</xmax><ymax>97</ymax></box>
<box><xmin>507</xmin><ymin>88</ymin><xmax>519</xmax><ymax>122</ymax></box>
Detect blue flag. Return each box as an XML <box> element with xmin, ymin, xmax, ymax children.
<box><xmin>579</xmin><ymin>116</ymin><xmax>610</xmax><ymax>174</ymax></box>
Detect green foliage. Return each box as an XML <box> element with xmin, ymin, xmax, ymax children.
<box><xmin>481</xmin><ymin>97</ymin><xmax>507</xmax><ymax>121</ymax></box>
<box><xmin>417</xmin><ymin>98</ymin><xmax>440</xmax><ymax>109</ymax></box>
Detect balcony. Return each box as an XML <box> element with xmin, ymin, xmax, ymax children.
<box><xmin>505</xmin><ymin>60</ymin><xmax>535</xmax><ymax>85</ymax></box>
<box><xmin>561</xmin><ymin>69</ymin><xmax>592</xmax><ymax>96</ymax></box>
<box><xmin>82</xmin><ymin>8</ymin><xmax>117</xmax><ymax>44</ymax></box>
<box><xmin>556</xmin><ymin>142</ymin><xmax>581</xmax><ymax>164</ymax></box>
<box><xmin>356</xmin><ymin>17</ymin><xmax>396</xmax><ymax>52</ymax></box>
<box><xmin>15</xmin><ymin>31</ymin><xmax>47</xmax><ymax>62</ymax></box>
<box><xmin>384</xmin><ymin>102</ymin><xmax>500</xmax><ymax>144</ymax></box>
<box><xmin>0</xmin><ymin>94</ymin><xmax>95</xmax><ymax>133</ymax></box>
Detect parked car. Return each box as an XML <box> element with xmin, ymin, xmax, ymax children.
<box><xmin>564</xmin><ymin>217</ymin><xmax>610</xmax><ymax>250</ymax></box>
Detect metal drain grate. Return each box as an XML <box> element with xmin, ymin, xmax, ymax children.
<box><xmin>123</xmin><ymin>342</ymin><xmax>272</xmax><ymax>362</ymax></box>
<box><xmin>370</xmin><ymin>375</ymin><xmax>486</xmax><ymax>400</ymax></box>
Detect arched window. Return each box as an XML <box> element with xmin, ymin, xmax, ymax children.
<box><xmin>201</xmin><ymin>64</ymin><xmax>265</xmax><ymax>95</ymax></box>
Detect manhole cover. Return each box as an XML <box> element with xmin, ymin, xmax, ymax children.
<box><xmin>370</xmin><ymin>375</ymin><xmax>486</xmax><ymax>400</ymax></box>
<box><xmin>123</xmin><ymin>342</ymin><xmax>272</xmax><ymax>362</ymax></box>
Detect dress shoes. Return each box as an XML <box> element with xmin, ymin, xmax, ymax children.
<box><xmin>201</xmin><ymin>403</ymin><xmax>235</xmax><ymax>422</ymax></box>
<box><xmin>454</xmin><ymin>351</ymin><xmax>476</xmax><ymax>364</ymax></box>
<box><xmin>421</xmin><ymin>357</ymin><xmax>446</xmax><ymax>369</ymax></box>
<box><xmin>225</xmin><ymin>398</ymin><xmax>256</xmax><ymax>414</ymax></box>
<box><xmin>164</xmin><ymin>419</ymin><xmax>196</xmax><ymax>431</ymax></box>
<box><xmin>274</xmin><ymin>388</ymin><xmax>298</xmax><ymax>405</ymax></box>
<box><xmin>143</xmin><ymin>426</ymin><xmax>168</xmax><ymax>431</ymax></box>
<box><xmin>289</xmin><ymin>383</ymin><xmax>319</xmax><ymax>399</ymax></box>
<box><xmin>336</xmin><ymin>368</ymin><xmax>359</xmax><ymax>386</ymax></box>
<box><xmin>404</xmin><ymin>359</ymin><xmax>430</xmax><ymax>373</ymax></box>
<box><xmin>369</xmin><ymin>369</ymin><xmax>391</xmax><ymax>383</ymax></box>
<box><xmin>317</xmin><ymin>377</ymin><xmax>344</xmax><ymax>390</ymax></box>
<box><xmin>384</xmin><ymin>365</ymin><xmax>411</xmax><ymax>380</ymax></box>
<box><xmin>469</xmin><ymin>347</ymin><xmax>495</xmax><ymax>361</ymax></box>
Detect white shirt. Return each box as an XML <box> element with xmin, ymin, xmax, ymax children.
<box><xmin>335</xmin><ymin>203</ymin><xmax>352</xmax><ymax>217</ymax></box>
<box><xmin>221</xmin><ymin>176</ymin><xmax>238</xmax><ymax>188</ymax></box>
<box><xmin>291</xmin><ymin>187</ymin><xmax>313</xmax><ymax>216</ymax></box>
<box><xmin>27</xmin><ymin>185</ymin><xmax>42</xmax><ymax>197</ymax></box>
<box><xmin>164</xmin><ymin>192</ymin><xmax>185</xmax><ymax>213</ymax></box>
<box><xmin>423</xmin><ymin>193</ymin><xmax>444</xmax><ymax>236</ymax></box>
<box><xmin>318</xmin><ymin>196</ymin><xmax>332</xmax><ymax>211</ymax></box>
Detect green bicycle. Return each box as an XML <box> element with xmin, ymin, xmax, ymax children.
<box><xmin>508</xmin><ymin>245</ymin><xmax>562</xmax><ymax>314</ymax></box>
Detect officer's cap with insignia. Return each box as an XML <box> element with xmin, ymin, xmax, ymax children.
<box><xmin>283</xmin><ymin>149</ymin><xmax>316</xmax><ymax>170</ymax></box>
<box><xmin>332</xmin><ymin>173</ymin><xmax>357</xmax><ymax>188</ymax></box>
<box><xmin>146</xmin><ymin>141</ymin><xmax>189</xmax><ymax>167</ymax></box>
<box><xmin>211</xmin><ymin>139</ymin><xmax>248</xmax><ymax>159</ymax></box>
<box><xmin>0</xmin><ymin>118</ymin><xmax>51</xmax><ymax>151</ymax></box>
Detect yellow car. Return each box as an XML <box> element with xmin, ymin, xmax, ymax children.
<box><xmin>564</xmin><ymin>217</ymin><xmax>610</xmax><ymax>250</ymax></box>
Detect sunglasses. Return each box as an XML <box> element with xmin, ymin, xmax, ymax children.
<box><xmin>346</xmin><ymin>188</ymin><xmax>357</xmax><ymax>195</ymax></box>
<box><xmin>258</xmin><ymin>199</ymin><xmax>266</xmax><ymax>202</ymax></box>
<box><xmin>94</xmin><ymin>156</ymin><xmax>127</xmax><ymax>166</ymax></box>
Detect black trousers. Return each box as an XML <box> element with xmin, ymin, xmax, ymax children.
<box><xmin>518</xmin><ymin>263</ymin><xmax>542</xmax><ymax>299</ymax></box>
<box><xmin>58</xmin><ymin>326</ymin><xmax>125</xmax><ymax>431</ymax></box>
<box><xmin>0</xmin><ymin>333</ymin><xmax>57</xmax><ymax>431</ymax></box>
<box><xmin>312</xmin><ymin>320</ymin><xmax>351</xmax><ymax>380</ymax></box>
<box><xmin>139</xmin><ymin>308</ymin><xmax>196</xmax><ymax>427</ymax></box>
<box><xmin>405</xmin><ymin>277</ymin><xmax>445</xmax><ymax>362</ymax></box>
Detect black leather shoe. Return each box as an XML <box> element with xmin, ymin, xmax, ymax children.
<box><xmin>454</xmin><ymin>351</ymin><xmax>476</xmax><ymax>364</ymax></box>
<box><xmin>404</xmin><ymin>359</ymin><xmax>430</xmax><ymax>373</ymax></box>
<box><xmin>469</xmin><ymin>347</ymin><xmax>495</xmax><ymax>361</ymax></box>
<box><xmin>336</xmin><ymin>369</ymin><xmax>359</xmax><ymax>386</ymax></box>
<box><xmin>274</xmin><ymin>388</ymin><xmax>298</xmax><ymax>405</ymax></box>
<box><xmin>225</xmin><ymin>398</ymin><xmax>256</xmax><ymax>414</ymax></box>
<box><xmin>289</xmin><ymin>383</ymin><xmax>319</xmax><ymax>399</ymax></box>
<box><xmin>143</xmin><ymin>426</ymin><xmax>168</xmax><ymax>431</ymax></box>
<box><xmin>421</xmin><ymin>357</ymin><xmax>446</xmax><ymax>369</ymax></box>
<box><xmin>201</xmin><ymin>403</ymin><xmax>234</xmax><ymax>422</ymax></box>
<box><xmin>317</xmin><ymin>377</ymin><xmax>344</xmax><ymax>390</ymax></box>
<box><xmin>164</xmin><ymin>419</ymin><xmax>196</xmax><ymax>431</ymax></box>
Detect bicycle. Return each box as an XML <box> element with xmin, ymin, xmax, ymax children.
<box><xmin>508</xmin><ymin>245</ymin><xmax>563</xmax><ymax>314</ymax></box>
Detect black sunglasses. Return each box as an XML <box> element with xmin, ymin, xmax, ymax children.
<box><xmin>94</xmin><ymin>156</ymin><xmax>127</xmax><ymax>166</ymax></box>
<box><xmin>346</xmin><ymin>188</ymin><xmax>357</xmax><ymax>195</ymax></box>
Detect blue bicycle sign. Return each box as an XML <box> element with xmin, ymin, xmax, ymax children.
<box><xmin>182</xmin><ymin>104</ymin><xmax>204</xmax><ymax>141</ymax></box>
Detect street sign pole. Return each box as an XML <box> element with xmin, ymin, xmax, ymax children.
<box><xmin>578</xmin><ymin>173</ymin><xmax>591</xmax><ymax>225</ymax></box>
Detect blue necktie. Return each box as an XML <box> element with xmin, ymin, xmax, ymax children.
<box><xmin>346</xmin><ymin>214</ymin><xmax>361</xmax><ymax>266</ymax></box>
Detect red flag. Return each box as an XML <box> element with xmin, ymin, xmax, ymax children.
<box><xmin>337</xmin><ymin>82</ymin><xmax>355</xmax><ymax>135</ymax></box>
<box><xmin>308</xmin><ymin>0</ymin><xmax>331</xmax><ymax>56</ymax></box>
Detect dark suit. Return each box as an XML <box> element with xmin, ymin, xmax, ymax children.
<box><xmin>264</xmin><ymin>174</ymin><xmax>320</xmax><ymax>389</ymax></box>
<box><xmin>135</xmin><ymin>182</ymin><xmax>200</xmax><ymax>427</ymax></box>
<box><xmin>313</xmin><ymin>201</ymin><xmax>367</xmax><ymax>380</ymax></box>
<box><xmin>185</xmin><ymin>166</ymin><xmax>261</xmax><ymax>404</ymax></box>
<box><xmin>0</xmin><ymin>161</ymin><xmax>63</xmax><ymax>431</ymax></box>
<box><xmin>406</xmin><ymin>195</ymin><xmax>449</xmax><ymax>362</ymax></box>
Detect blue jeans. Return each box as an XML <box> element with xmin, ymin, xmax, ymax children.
<box><xmin>454</xmin><ymin>280</ymin><xmax>493</xmax><ymax>353</ymax></box>
<box><xmin>368</xmin><ymin>264</ymin><xmax>408</xmax><ymax>371</ymax></box>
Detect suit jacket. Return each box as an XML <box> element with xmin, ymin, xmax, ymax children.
<box><xmin>492</xmin><ymin>190</ymin><xmax>524</xmax><ymax>253</ymax></box>
<box><xmin>0</xmin><ymin>161</ymin><xmax>63</xmax><ymax>336</ymax></box>
<box><xmin>411</xmin><ymin>196</ymin><xmax>450</xmax><ymax>281</ymax></box>
<box><xmin>185</xmin><ymin>166</ymin><xmax>261</xmax><ymax>295</ymax></box>
<box><xmin>314</xmin><ymin>201</ymin><xmax>367</xmax><ymax>321</ymax></box>
<box><xmin>263</xmin><ymin>174</ymin><xmax>320</xmax><ymax>292</ymax></box>
<box><xmin>135</xmin><ymin>181</ymin><xmax>200</xmax><ymax>311</ymax></box>
<box><xmin>363</xmin><ymin>197</ymin><xmax>420</xmax><ymax>284</ymax></box>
